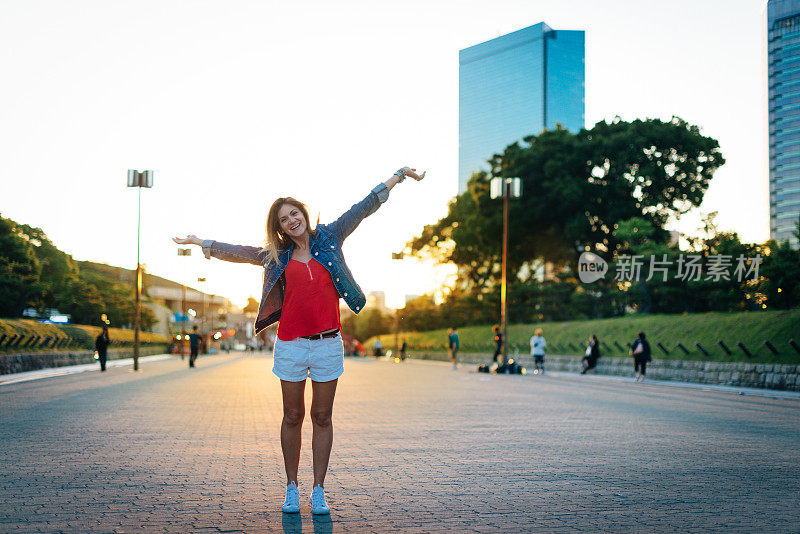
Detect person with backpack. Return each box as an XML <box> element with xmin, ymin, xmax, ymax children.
<box><xmin>630</xmin><ymin>331</ymin><xmax>651</xmax><ymax>382</ymax></box>
<box><xmin>448</xmin><ymin>327</ymin><xmax>460</xmax><ymax>370</ymax></box>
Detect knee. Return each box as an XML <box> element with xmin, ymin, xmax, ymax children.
<box><xmin>310</xmin><ymin>410</ymin><xmax>332</xmax><ymax>428</ymax></box>
<box><xmin>283</xmin><ymin>408</ymin><xmax>304</xmax><ymax>427</ymax></box>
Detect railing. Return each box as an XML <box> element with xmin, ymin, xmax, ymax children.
<box><xmin>378</xmin><ymin>336</ymin><xmax>800</xmax><ymax>360</ymax></box>
<box><xmin>512</xmin><ymin>338</ymin><xmax>800</xmax><ymax>359</ymax></box>
<box><xmin>0</xmin><ymin>333</ymin><xmax>163</xmax><ymax>352</ymax></box>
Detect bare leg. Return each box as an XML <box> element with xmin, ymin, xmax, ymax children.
<box><xmin>310</xmin><ymin>379</ymin><xmax>338</xmax><ymax>487</ymax></box>
<box><xmin>280</xmin><ymin>379</ymin><xmax>306</xmax><ymax>485</ymax></box>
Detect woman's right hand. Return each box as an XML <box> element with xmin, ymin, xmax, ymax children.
<box><xmin>172</xmin><ymin>235</ymin><xmax>201</xmax><ymax>245</ymax></box>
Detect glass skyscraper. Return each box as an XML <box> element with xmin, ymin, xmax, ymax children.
<box><xmin>459</xmin><ymin>22</ymin><xmax>585</xmax><ymax>193</ymax></box>
<box><xmin>768</xmin><ymin>0</ymin><xmax>800</xmax><ymax>246</ymax></box>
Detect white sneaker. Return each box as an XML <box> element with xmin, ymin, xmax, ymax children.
<box><xmin>311</xmin><ymin>485</ymin><xmax>330</xmax><ymax>515</ymax></box>
<box><xmin>282</xmin><ymin>482</ymin><xmax>300</xmax><ymax>513</ymax></box>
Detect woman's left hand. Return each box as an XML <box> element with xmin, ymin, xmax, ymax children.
<box><xmin>398</xmin><ymin>167</ymin><xmax>426</xmax><ymax>181</ymax></box>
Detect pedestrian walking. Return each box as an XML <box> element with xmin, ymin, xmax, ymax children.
<box><xmin>373</xmin><ymin>338</ymin><xmax>383</xmax><ymax>357</ymax></box>
<box><xmin>187</xmin><ymin>326</ymin><xmax>203</xmax><ymax>368</ymax></box>
<box><xmin>448</xmin><ymin>327</ymin><xmax>460</xmax><ymax>370</ymax></box>
<box><xmin>529</xmin><ymin>328</ymin><xmax>546</xmax><ymax>374</ymax></box>
<box><xmin>581</xmin><ymin>334</ymin><xmax>601</xmax><ymax>374</ymax></box>
<box><xmin>173</xmin><ymin>166</ymin><xmax>425</xmax><ymax>515</ymax></box>
<box><xmin>399</xmin><ymin>338</ymin><xmax>407</xmax><ymax>361</ymax></box>
<box><xmin>492</xmin><ymin>324</ymin><xmax>503</xmax><ymax>365</ymax></box>
<box><xmin>94</xmin><ymin>326</ymin><xmax>109</xmax><ymax>372</ymax></box>
<box><xmin>630</xmin><ymin>331</ymin><xmax>651</xmax><ymax>382</ymax></box>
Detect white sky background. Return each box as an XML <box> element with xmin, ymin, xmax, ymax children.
<box><xmin>0</xmin><ymin>0</ymin><xmax>768</xmax><ymax>309</ymax></box>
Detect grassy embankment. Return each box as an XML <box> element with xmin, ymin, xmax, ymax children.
<box><xmin>371</xmin><ymin>309</ymin><xmax>800</xmax><ymax>364</ymax></box>
<box><xmin>0</xmin><ymin>319</ymin><xmax>168</xmax><ymax>352</ymax></box>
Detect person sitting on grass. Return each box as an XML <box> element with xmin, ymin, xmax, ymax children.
<box><xmin>581</xmin><ymin>334</ymin><xmax>601</xmax><ymax>374</ymax></box>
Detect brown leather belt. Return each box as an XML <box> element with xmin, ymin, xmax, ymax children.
<box><xmin>299</xmin><ymin>329</ymin><xmax>340</xmax><ymax>341</ymax></box>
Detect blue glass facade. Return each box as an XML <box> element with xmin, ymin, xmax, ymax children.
<box><xmin>768</xmin><ymin>0</ymin><xmax>800</xmax><ymax>246</ymax></box>
<box><xmin>459</xmin><ymin>23</ymin><xmax>585</xmax><ymax>193</ymax></box>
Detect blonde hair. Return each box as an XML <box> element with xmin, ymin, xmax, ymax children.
<box><xmin>263</xmin><ymin>197</ymin><xmax>315</xmax><ymax>264</ymax></box>
<box><xmin>534</xmin><ymin>328</ymin><xmax>543</xmax><ymax>336</ymax></box>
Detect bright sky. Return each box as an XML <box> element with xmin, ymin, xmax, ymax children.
<box><xmin>0</xmin><ymin>0</ymin><xmax>768</xmax><ymax>309</ymax></box>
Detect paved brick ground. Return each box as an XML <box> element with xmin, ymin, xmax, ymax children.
<box><xmin>1</xmin><ymin>353</ymin><xmax>798</xmax><ymax>533</ymax></box>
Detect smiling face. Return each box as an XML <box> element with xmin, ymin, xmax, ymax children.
<box><xmin>277</xmin><ymin>202</ymin><xmax>308</xmax><ymax>240</ymax></box>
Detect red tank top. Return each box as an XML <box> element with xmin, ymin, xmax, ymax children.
<box><xmin>277</xmin><ymin>258</ymin><xmax>341</xmax><ymax>341</ymax></box>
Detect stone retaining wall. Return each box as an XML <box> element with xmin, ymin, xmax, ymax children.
<box><xmin>0</xmin><ymin>345</ymin><xmax>169</xmax><ymax>375</ymax></box>
<box><xmin>411</xmin><ymin>351</ymin><xmax>800</xmax><ymax>392</ymax></box>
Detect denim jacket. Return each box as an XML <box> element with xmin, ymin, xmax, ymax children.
<box><xmin>202</xmin><ymin>183</ymin><xmax>390</xmax><ymax>335</ymax></box>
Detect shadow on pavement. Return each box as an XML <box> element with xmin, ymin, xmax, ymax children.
<box><xmin>281</xmin><ymin>512</ymin><xmax>302</xmax><ymax>533</ymax></box>
<box><xmin>312</xmin><ymin>514</ymin><xmax>333</xmax><ymax>534</ymax></box>
<box><xmin>279</xmin><ymin>512</ymin><xmax>333</xmax><ymax>534</ymax></box>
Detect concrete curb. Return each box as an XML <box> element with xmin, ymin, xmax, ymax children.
<box><xmin>405</xmin><ymin>350</ymin><xmax>800</xmax><ymax>392</ymax></box>
<box><xmin>0</xmin><ymin>354</ymin><xmax>174</xmax><ymax>386</ymax></box>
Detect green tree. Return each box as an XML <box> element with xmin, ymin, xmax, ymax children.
<box><xmin>76</xmin><ymin>269</ymin><xmax>155</xmax><ymax>328</ymax></box>
<box><xmin>408</xmin><ymin>118</ymin><xmax>724</xmax><ymax>293</ymax></box>
<box><xmin>341</xmin><ymin>307</ymin><xmax>392</xmax><ymax>342</ymax></box>
<box><xmin>55</xmin><ymin>278</ymin><xmax>106</xmax><ymax>325</ymax></box>
<box><xmin>759</xmin><ymin>236</ymin><xmax>800</xmax><ymax>309</ymax></box>
<box><xmin>397</xmin><ymin>295</ymin><xmax>439</xmax><ymax>332</ymax></box>
<box><xmin>0</xmin><ymin>215</ymin><xmax>45</xmax><ymax>317</ymax></box>
<box><xmin>242</xmin><ymin>297</ymin><xmax>259</xmax><ymax>314</ymax></box>
<box><xmin>0</xmin><ymin>214</ymin><xmax>159</xmax><ymax>328</ymax></box>
<box><xmin>605</xmin><ymin>214</ymin><xmax>763</xmax><ymax>314</ymax></box>
<box><xmin>14</xmin><ymin>222</ymin><xmax>79</xmax><ymax>301</ymax></box>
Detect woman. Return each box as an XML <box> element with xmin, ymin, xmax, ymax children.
<box><xmin>581</xmin><ymin>334</ymin><xmax>600</xmax><ymax>374</ymax></box>
<box><xmin>95</xmin><ymin>326</ymin><xmax>110</xmax><ymax>372</ymax></box>
<box><xmin>173</xmin><ymin>166</ymin><xmax>424</xmax><ymax>515</ymax></box>
<box><xmin>529</xmin><ymin>328</ymin><xmax>546</xmax><ymax>374</ymax></box>
<box><xmin>630</xmin><ymin>331</ymin><xmax>651</xmax><ymax>382</ymax></box>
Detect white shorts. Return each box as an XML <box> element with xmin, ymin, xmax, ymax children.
<box><xmin>272</xmin><ymin>333</ymin><xmax>344</xmax><ymax>382</ymax></box>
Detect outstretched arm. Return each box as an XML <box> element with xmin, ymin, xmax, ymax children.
<box><xmin>330</xmin><ymin>167</ymin><xmax>426</xmax><ymax>242</ymax></box>
<box><xmin>172</xmin><ymin>235</ymin><xmax>266</xmax><ymax>266</ymax></box>
<box><xmin>383</xmin><ymin>167</ymin><xmax>426</xmax><ymax>192</ymax></box>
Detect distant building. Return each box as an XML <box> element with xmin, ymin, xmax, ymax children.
<box><xmin>459</xmin><ymin>22</ymin><xmax>585</xmax><ymax>193</ymax></box>
<box><xmin>78</xmin><ymin>261</ymin><xmax>232</xmax><ymax>337</ymax></box>
<box><xmin>147</xmin><ymin>283</ymin><xmax>231</xmax><ymax>336</ymax></box>
<box><xmin>767</xmin><ymin>0</ymin><xmax>800</xmax><ymax>247</ymax></box>
<box><xmin>366</xmin><ymin>291</ymin><xmax>388</xmax><ymax>313</ymax></box>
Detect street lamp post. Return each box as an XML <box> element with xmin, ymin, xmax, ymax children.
<box><xmin>127</xmin><ymin>170</ymin><xmax>153</xmax><ymax>371</ymax></box>
<box><xmin>490</xmin><ymin>176</ymin><xmax>522</xmax><ymax>365</ymax></box>
<box><xmin>198</xmin><ymin>277</ymin><xmax>207</xmax><ymax>350</ymax></box>
<box><xmin>209</xmin><ymin>294</ymin><xmax>215</xmax><ymax>333</ymax></box>
<box><xmin>177</xmin><ymin>248</ymin><xmax>192</xmax><ymax>357</ymax></box>
<box><xmin>391</xmin><ymin>252</ymin><xmax>404</xmax><ymax>353</ymax></box>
